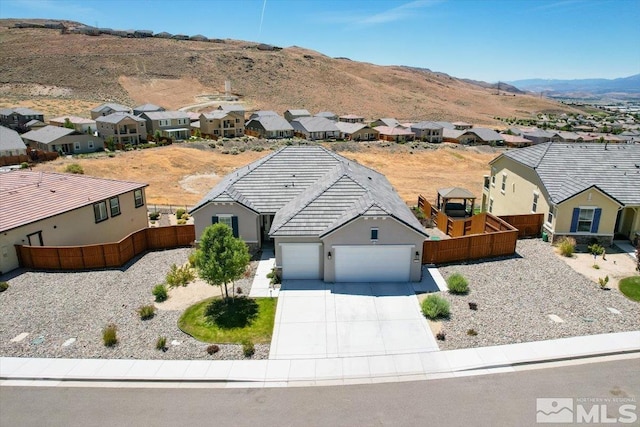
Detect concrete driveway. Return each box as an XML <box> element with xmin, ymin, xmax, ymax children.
<box><xmin>269</xmin><ymin>281</ymin><xmax>439</xmax><ymax>359</ymax></box>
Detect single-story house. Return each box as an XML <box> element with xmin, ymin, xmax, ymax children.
<box><xmin>190</xmin><ymin>146</ymin><xmax>428</xmax><ymax>282</ymax></box>
<box><xmin>411</xmin><ymin>121</ymin><xmax>443</xmax><ymax>143</ymax></box>
<box><xmin>21</xmin><ymin>125</ymin><xmax>104</xmax><ymax>154</ymax></box>
<box><xmin>339</xmin><ymin>114</ymin><xmax>365</xmax><ymax>124</ymax></box>
<box><xmin>49</xmin><ymin>116</ymin><xmax>96</xmax><ymax>134</ymax></box>
<box><xmin>284</xmin><ymin>109</ymin><xmax>311</xmax><ymax>122</ymax></box>
<box><xmin>522</xmin><ymin>129</ymin><xmax>557</xmax><ymax>145</ymax></box>
<box><xmin>95</xmin><ymin>113</ymin><xmax>147</xmax><ymax>145</ymax></box>
<box><xmin>0</xmin><ymin>170</ymin><xmax>148</xmax><ymax>274</ymax></box>
<box><xmin>371</xmin><ymin>118</ymin><xmax>401</xmax><ymax>128</ymax></box>
<box><xmin>0</xmin><ymin>126</ymin><xmax>27</xmax><ymax>156</ymax></box>
<box><xmin>0</xmin><ymin>107</ymin><xmax>45</xmax><ymax>132</ymax></box>
<box><xmin>133</xmin><ymin>103</ymin><xmax>165</xmax><ymax>116</ymax></box>
<box><xmin>315</xmin><ymin>111</ymin><xmax>338</xmax><ymax>121</ymax></box>
<box><xmin>334</xmin><ymin>122</ymin><xmax>379</xmax><ymax>141</ymax></box>
<box><xmin>374</xmin><ymin>126</ymin><xmax>415</xmax><ymax>143</ymax></box>
<box><xmin>290</xmin><ymin>117</ymin><xmax>340</xmax><ymax>140</ymax></box>
<box><xmin>245</xmin><ymin>115</ymin><xmax>294</xmax><ymax>139</ymax></box>
<box><xmin>24</xmin><ymin>119</ymin><xmax>47</xmax><ymax>131</ymax></box>
<box><xmin>139</xmin><ymin>111</ymin><xmax>191</xmax><ymax>140</ymax></box>
<box><xmin>452</xmin><ymin>121</ymin><xmax>473</xmax><ymax>130</ymax></box>
<box><xmin>450</xmin><ymin>128</ymin><xmax>504</xmax><ymax>145</ymax></box>
<box><xmin>482</xmin><ymin>142</ymin><xmax>640</xmax><ymax>245</ymax></box>
<box><xmin>90</xmin><ymin>103</ymin><xmax>132</xmax><ymax>119</ymax></box>
<box><xmin>501</xmin><ymin>134</ymin><xmax>532</xmax><ymax>147</ymax></box>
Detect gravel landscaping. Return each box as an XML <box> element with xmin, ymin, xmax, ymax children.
<box><xmin>0</xmin><ymin>248</ymin><xmax>269</xmax><ymax>360</ymax></box>
<box><xmin>436</xmin><ymin>239</ymin><xmax>640</xmax><ymax>350</ymax></box>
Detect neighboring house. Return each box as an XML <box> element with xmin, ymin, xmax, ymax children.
<box><xmin>452</xmin><ymin>121</ymin><xmax>473</xmax><ymax>130</ymax></box>
<box><xmin>24</xmin><ymin>119</ymin><xmax>47</xmax><ymax>131</ymax></box>
<box><xmin>552</xmin><ymin>131</ymin><xmax>580</xmax><ymax>143</ymax></box>
<box><xmin>217</xmin><ymin>105</ymin><xmax>246</xmax><ymax>121</ymax></box>
<box><xmin>95</xmin><ymin>113</ymin><xmax>147</xmax><ymax>145</ymax></box>
<box><xmin>49</xmin><ymin>116</ymin><xmax>96</xmax><ymax>134</ymax></box>
<box><xmin>249</xmin><ymin>110</ymin><xmax>279</xmax><ymax>120</ymax></box>
<box><xmin>200</xmin><ymin>111</ymin><xmax>245</xmax><ymax>138</ymax></box>
<box><xmin>434</xmin><ymin>121</ymin><xmax>456</xmax><ymax>130</ymax></box>
<box><xmin>245</xmin><ymin>115</ymin><xmax>294</xmax><ymax>139</ymax></box>
<box><xmin>190</xmin><ymin>146</ymin><xmax>428</xmax><ymax>282</ymax></box>
<box><xmin>140</xmin><ymin>111</ymin><xmax>191</xmax><ymax>140</ymax></box>
<box><xmin>411</xmin><ymin>121</ymin><xmax>443</xmax><ymax>143</ymax></box>
<box><xmin>0</xmin><ymin>107</ymin><xmax>45</xmax><ymax>132</ymax></box>
<box><xmin>21</xmin><ymin>125</ymin><xmax>104</xmax><ymax>154</ymax></box>
<box><xmin>501</xmin><ymin>134</ymin><xmax>532</xmax><ymax>147</ymax></box>
<box><xmin>0</xmin><ymin>170</ymin><xmax>148</xmax><ymax>274</ymax></box>
<box><xmin>334</xmin><ymin>122</ymin><xmax>379</xmax><ymax>141</ymax></box>
<box><xmin>284</xmin><ymin>109</ymin><xmax>311</xmax><ymax>122</ymax></box>
<box><xmin>442</xmin><ymin>128</ymin><xmax>465</xmax><ymax>142</ymax></box>
<box><xmin>133</xmin><ymin>103</ymin><xmax>165</xmax><ymax>116</ymax></box>
<box><xmin>457</xmin><ymin>128</ymin><xmax>504</xmax><ymax>145</ymax></box>
<box><xmin>482</xmin><ymin>142</ymin><xmax>640</xmax><ymax>245</ymax></box>
<box><xmin>90</xmin><ymin>103</ymin><xmax>132</xmax><ymax>119</ymax></box>
<box><xmin>522</xmin><ymin>129</ymin><xmax>557</xmax><ymax>145</ymax></box>
<box><xmin>290</xmin><ymin>116</ymin><xmax>341</xmax><ymax>140</ymax></box>
<box><xmin>339</xmin><ymin>114</ymin><xmax>365</xmax><ymax>124</ymax></box>
<box><xmin>315</xmin><ymin>111</ymin><xmax>338</xmax><ymax>121</ymax></box>
<box><xmin>374</xmin><ymin>126</ymin><xmax>415</xmax><ymax>143</ymax></box>
<box><xmin>371</xmin><ymin>118</ymin><xmax>401</xmax><ymax>128</ymax></box>
<box><xmin>0</xmin><ymin>126</ymin><xmax>27</xmax><ymax>156</ymax></box>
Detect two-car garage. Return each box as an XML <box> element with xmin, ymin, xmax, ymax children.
<box><xmin>280</xmin><ymin>243</ymin><xmax>414</xmax><ymax>282</ymax></box>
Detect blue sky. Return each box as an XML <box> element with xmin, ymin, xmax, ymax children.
<box><xmin>2</xmin><ymin>0</ymin><xmax>639</xmax><ymax>82</ymax></box>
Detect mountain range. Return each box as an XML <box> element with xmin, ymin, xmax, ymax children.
<box><xmin>508</xmin><ymin>74</ymin><xmax>640</xmax><ymax>98</ymax></box>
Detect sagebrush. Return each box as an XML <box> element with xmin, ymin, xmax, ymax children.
<box><xmin>421</xmin><ymin>295</ymin><xmax>450</xmax><ymax>320</ymax></box>
<box><xmin>166</xmin><ymin>263</ymin><xmax>195</xmax><ymax>287</ymax></box>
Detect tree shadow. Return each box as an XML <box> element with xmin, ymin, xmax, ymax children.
<box><xmin>205</xmin><ymin>297</ymin><xmax>259</xmax><ymax>329</ymax></box>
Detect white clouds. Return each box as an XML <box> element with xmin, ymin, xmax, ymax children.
<box><xmin>357</xmin><ymin>0</ymin><xmax>445</xmax><ymax>26</ymax></box>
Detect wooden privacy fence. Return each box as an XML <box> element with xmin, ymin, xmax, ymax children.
<box><xmin>499</xmin><ymin>213</ymin><xmax>544</xmax><ymax>238</ymax></box>
<box><xmin>16</xmin><ymin>225</ymin><xmax>195</xmax><ymax>271</ymax></box>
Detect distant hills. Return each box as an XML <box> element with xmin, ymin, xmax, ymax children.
<box><xmin>507</xmin><ymin>74</ymin><xmax>640</xmax><ymax>99</ymax></box>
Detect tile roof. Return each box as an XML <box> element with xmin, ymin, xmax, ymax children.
<box><xmin>285</xmin><ymin>109</ymin><xmax>311</xmax><ymax>117</ymax></box>
<box><xmin>21</xmin><ymin>126</ymin><xmax>75</xmax><ymax>144</ymax></box>
<box><xmin>375</xmin><ymin>118</ymin><xmax>400</xmax><ymax>128</ymax></box>
<box><xmin>434</xmin><ymin>121</ymin><xmax>455</xmax><ymax>130</ymax></box>
<box><xmin>290</xmin><ymin>116</ymin><xmax>339</xmax><ymax>133</ymax></box>
<box><xmin>411</xmin><ymin>121</ymin><xmax>443</xmax><ymax>130</ymax></box>
<box><xmin>246</xmin><ymin>115</ymin><xmax>293</xmax><ymax>132</ymax></box>
<box><xmin>95</xmin><ymin>113</ymin><xmax>146</xmax><ymax>124</ymax></box>
<box><xmin>334</xmin><ymin>122</ymin><xmax>370</xmax><ymax>134</ymax></box>
<box><xmin>91</xmin><ymin>103</ymin><xmax>131</xmax><ymax>113</ymax></box>
<box><xmin>133</xmin><ymin>103</ymin><xmax>164</xmax><ymax>112</ymax></box>
<box><xmin>249</xmin><ymin>110</ymin><xmax>279</xmax><ymax>119</ymax></box>
<box><xmin>0</xmin><ymin>171</ymin><xmax>147</xmax><ymax>233</ymax></box>
<box><xmin>50</xmin><ymin>116</ymin><xmax>96</xmax><ymax>125</ymax></box>
<box><xmin>374</xmin><ymin>126</ymin><xmax>414</xmax><ymax>136</ymax></box>
<box><xmin>443</xmin><ymin>128</ymin><xmax>464</xmax><ymax>139</ymax></box>
<box><xmin>315</xmin><ymin>111</ymin><xmax>337</xmax><ymax>119</ymax></box>
<box><xmin>141</xmin><ymin>111</ymin><xmax>190</xmax><ymax>120</ymax></box>
<box><xmin>191</xmin><ymin>146</ymin><xmax>426</xmax><ymax>237</ymax></box>
<box><xmin>11</xmin><ymin>107</ymin><xmax>44</xmax><ymax>116</ymax></box>
<box><xmin>0</xmin><ymin>126</ymin><xmax>27</xmax><ymax>151</ymax></box>
<box><xmin>464</xmin><ymin>128</ymin><xmax>503</xmax><ymax>142</ymax></box>
<box><xmin>495</xmin><ymin>142</ymin><xmax>640</xmax><ymax>205</ymax></box>
<box><xmin>201</xmin><ymin>111</ymin><xmax>230</xmax><ymax>120</ymax></box>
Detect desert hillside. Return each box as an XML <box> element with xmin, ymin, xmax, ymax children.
<box><xmin>0</xmin><ymin>19</ymin><xmax>577</xmax><ymax>124</ymax></box>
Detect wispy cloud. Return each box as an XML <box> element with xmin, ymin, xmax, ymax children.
<box><xmin>528</xmin><ymin>0</ymin><xmax>588</xmax><ymax>12</ymax></box>
<box><xmin>357</xmin><ymin>0</ymin><xmax>445</xmax><ymax>26</ymax></box>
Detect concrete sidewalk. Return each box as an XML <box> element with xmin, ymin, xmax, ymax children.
<box><xmin>249</xmin><ymin>247</ymin><xmax>278</xmax><ymax>298</ymax></box>
<box><xmin>2</xmin><ymin>331</ymin><xmax>638</xmax><ymax>387</ymax></box>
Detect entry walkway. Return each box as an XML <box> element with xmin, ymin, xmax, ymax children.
<box><xmin>249</xmin><ymin>247</ymin><xmax>278</xmax><ymax>298</ymax></box>
<box><xmin>2</xmin><ymin>331</ymin><xmax>638</xmax><ymax>386</ymax></box>
<box><xmin>613</xmin><ymin>240</ymin><xmax>637</xmax><ymax>260</ymax></box>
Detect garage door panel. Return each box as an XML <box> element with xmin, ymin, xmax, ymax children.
<box><xmin>281</xmin><ymin>243</ymin><xmax>321</xmax><ymax>280</ymax></box>
<box><xmin>334</xmin><ymin>245</ymin><xmax>411</xmax><ymax>282</ymax></box>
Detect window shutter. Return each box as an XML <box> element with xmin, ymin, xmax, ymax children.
<box><xmin>231</xmin><ymin>216</ymin><xmax>239</xmax><ymax>238</ymax></box>
<box><xmin>570</xmin><ymin>208</ymin><xmax>580</xmax><ymax>232</ymax></box>
<box><xmin>211</xmin><ymin>216</ymin><xmax>219</xmax><ymax>224</ymax></box>
<box><xmin>591</xmin><ymin>208</ymin><xmax>602</xmax><ymax>233</ymax></box>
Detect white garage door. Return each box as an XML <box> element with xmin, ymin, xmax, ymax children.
<box><xmin>334</xmin><ymin>245</ymin><xmax>412</xmax><ymax>282</ymax></box>
<box><xmin>281</xmin><ymin>243</ymin><xmax>322</xmax><ymax>280</ymax></box>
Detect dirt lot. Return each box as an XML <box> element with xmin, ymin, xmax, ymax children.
<box><xmin>32</xmin><ymin>141</ymin><xmax>495</xmax><ymax>206</ymax></box>
<box><xmin>555</xmin><ymin>247</ymin><xmax>638</xmax><ymax>290</ymax></box>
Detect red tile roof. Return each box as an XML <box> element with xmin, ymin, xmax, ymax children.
<box><xmin>0</xmin><ymin>171</ymin><xmax>147</xmax><ymax>232</ymax></box>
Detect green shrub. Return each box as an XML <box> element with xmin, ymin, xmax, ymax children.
<box><xmin>188</xmin><ymin>251</ymin><xmax>198</xmax><ymax>268</ymax></box>
<box><xmin>177</xmin><ymin>219</ymin><xmax>187</xmax><ymax>225</ymax></box>
<box><xmin>175</xmin><ymin>208</ymin><xmax>186</xmax><ymax>219</ymax></box>
<box><xmin>102</xmin><ymin>324</ymin><xmax>118</xmax><ymax>347</ymax></box>
<box><xmin>447</xmin><ymin>273</ymin><xmax>469</xmax><ymax>294</ymax></box>
<box><xmin>592</xmin><ymin>264</ymin><xmax>600</xmax><ymax>270</ymax></box>
<box><xmin>65</xmin><ymin>163</ymin><xmax>84</xmax><ymax>174</ymax></box>
<box><xmin>266</xmin><ymin>268</ymin><xmax>281</xmax><ymax>285</ymax></box>
<box><xmin>156</xmin><ymin>336</ymin><xmax>167</xmax><ymax>351</ymax></box>
<box><xmin>152</xmin><ymin>284</ymin><xmax>168</xmax><ymax>302</ymax></box>
<box><xmin>242</xmin><ymin>340</ymin><xmax>255</xmax><ymax>357</ymax></box>
<box><xmin>0</xmin><ymin>281</ymin><xmax>8</xmax><ymax>292</ymax></box>
<box><xmin>421</xmin><ymin>295</ymin><xmax>450</xmax><ymax>320</ymax></box>
<box><xmin>20</xmin><ymin>162</ymin><xmax>29</xmax><ymax>169</ymax></box>
<box><xmin>166</xmin><ymin>263</ymin><xmax>195</xmax><ymax>287</ymax></box>
<box><xmin>149</xmin><ymin>211</ymin><xmax>160</xmax><ymax>221</ymax></box>
<box><xmin>138</xmin><ymin>304</ymin><xmax>156</xmax><ymax>320</ymax></box>
<box><xmin>588</xmin><ymin>243</ymin><xmax>605</xmax><ymax>256</ymax></box>
<box><xmin>557</xmin><ymin>237</ymin><xmax>576</xmax><ymax>257</ymax></box>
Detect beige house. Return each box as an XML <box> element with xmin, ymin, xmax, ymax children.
<box><xmin>334</xmin><ymin>122</ymin><xmax>379</xmax><ymax>141</ymax></box>
<box><xmin>0</xmin><ymin>171</ymin><xmax>148</xmax><ymax>274</ymax></box>
<box><xmin>140</xmin><ymin>111</ymin><xmax>191</xmax><ymax>140</ymax></box>
<box><xmin>50</xmin><ymin>116</ymin><xmax>97</xmax><ymax>134</ymax></box>
<box><xmin>191</xmin><ymin>146</ymin><xmax>428</xmax><ymax>282</ymax></box>
<box><xmin>96</xmin><ymin>113</ymin><xmax>147</xmax><ymax>145</ymax></box>
<box><xmin>90</xmin><ymin>103</ymin><xmax>132</xmax><ymax>119</ymax></box>
<box><xmin>199</xmin><ymin>111</ymin><xmax>244</xmax><ymax>138</ymax></box>
<box><xmin>482</xmin><ymin>142</ymin><xmax>640</xmax><ymax>245</ymax></box>
<box><xmin>21</xmin><ymin>125</ymin><xmax>104</xmax><ymax>154</ymax></box>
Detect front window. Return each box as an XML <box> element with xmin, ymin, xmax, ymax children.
<box><xmin>94</xmin><ymin>201</ymin><xmax>108</xmax><ymax>223</ymax></box>
<box><xmin>578</xmin><ymin>208</ymin><xmax>595</xmax><ymax>232</ymax></box>
<box><xmin>74</xmin><ymin>142</ymin><xmax>81</xmax><ymax>151</ymax></box>
<box><xmin>547</xmin><ymin>207</ymin><xmax>555</xmax><ymax>224</ymax></box>
<box><xmin>532</xmin><ymin>193</ymin><xmax>539</xmax><ymax>213</ymax></box>
<box><xmin>501</xmin><ymin>174</ymin><xmax>507</xmax><ymax>192</ymax></box>
<box><xmin>134</xmin><ymin>189</ymin><xmax>144</xmax><ymax>208</ymax></box>
<box><xmin>219</xmin><ymin>216</ymin><xmax>233</xmax><ymax>229</ymax></box>
<box><xmin>109</xmin><ymin>196</ymin><xmax>121</xmax><ymax>217</ymax></box>
<box><xmin>371</xmin><ymin>228</ymin><xmax>379</xmax><ymax>240</ymax></box>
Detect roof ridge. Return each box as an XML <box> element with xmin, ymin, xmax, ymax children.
<box><xmin>534</xmin><ymin>141</ymin><xmax>554</xmax><ymax>169</ymax></box>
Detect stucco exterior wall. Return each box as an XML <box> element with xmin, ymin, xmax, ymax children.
<box><xmin>0</xmin><ymin>189</ymin><xmax>148</xmax><ymax>274</ymax></box>
<box><xmin>191</xmin><ymin>202</ymin><xmax>259</xmax><ymax>244</ymax></box>
<box><xmin>321</xmin><ymin>216</ymin><xmax>425</xmax><ymax>282</ymax></box>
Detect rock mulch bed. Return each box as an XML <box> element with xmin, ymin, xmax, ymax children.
<box><xmin>436</xmin><ymin>239</ymin><xmax>640</xmax><ymax>350</ymax></box>
<box><xmin>0</xmin><ymin>248</ymin><xmax>269</xmax><ymax>360</ymax></box>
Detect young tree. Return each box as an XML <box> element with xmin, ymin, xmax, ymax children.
<box><xmin>63</xmin><ymin>118</ymin><xmax>75</xmax><ymax>129</ymax></box>
<box><xmin>195</xmin><ymin>223</ymin><xmax>250</xmax><ymax>300</ymax></box>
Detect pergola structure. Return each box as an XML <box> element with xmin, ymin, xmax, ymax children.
<box><xmin>437</xmin><ymin>187</ymin><xmax>476</xmax><ymax>218</ymax></box>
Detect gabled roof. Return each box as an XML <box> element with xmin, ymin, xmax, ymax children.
<box><xmin>0</xmin><ymin>126</ymin><xmax>27</xmax><ymax>151</ymax></box>
<box><xmin>334</xmin><ymin>122</ymin><xmax>373</xmax><ymax>134</ymax></box>
<box><xmin>50</xmin><ymin>115</ymin><xmax>96</xmax><ymax>125</ymax></box>
<box><xmin>201</xmin><ymin>111</ymin><xmax>230</xmax><ymax>120</ymax></box>
<box><xmin>433</xmin><ymin>121</ymin><xmax>455</xmax><ymax>130</ymax></box>
<box><xmin>374</xmin><ymin>126</ymin><xmax>414</xmax><ymax>136</ymax></box>
<box><xmin>463</xmin><ymin>128</ymin><xmax>503</xmax><ymax>142</ymax></box>
<box><xmin>375</xmin><ymin>118</ymin><xmax>401</xmax><ymax>128</ymax></box>
<box><xmin>141</xmin><ymin>111</ymin><xmax>190</xmax><ymax>120</ymax></box>
<box><xmin>315</xmin><ymin>111</ymin><xmax>337</xmax><ymax>119</ymax></box>
<box><xmin>25</xmin><ymin>119</ymin><xmax>45</xmax><ymax>127</ymax></box>
<box><xmin>438</xmin><ymin>187</ymin><xmax>476</xmax><ymax>199</ymax></box>
<box><xmin>290</xmin><ymin>116</ymin><xmax>339</xmax><ymax>133</ymax></box>
<box><xmin>218</xmin><ymin>105</ymin><xmax>245</xmax><ymax>113</ymax></box>
<box><xmin>493</xmin><ymin>142</ymin><xmax>640</xmax><ymax>205</ymax></box>
<box><xmin>285</xmin><ymin>109</ymin><xmax>311</xmax><ymax>117</ymax></box>
<box><xmin>339</xmin><ymin>114</ymin><xmax>364</xmax><ymax>119</ymax></box>
<box><xmin>0</xmin><ymin>171</ymin><xmax>147</xmax><ymax>233</ymax></box>
<box><xmin>95</xmin><ymin>113</ymin><xmax>146</xmax><ymax>124</ymax></box>
<box><xmin>11</xmin><ymin>107</ymin><xmax>44</xmax><ymax>116</ymax></box>
<box><xmin>246</xmin><ymin>115</ymin><xmax>293</xmax><ymax>132</ymax></box>
<box><xmin>21</xmin><ymin>126</ymin><xmax>76</xmax><ymax>144</ymax></box>
<box><xmin>411</xmin><ymin>121</ymin><xmax>443</xmax><ymax>130</ymax></box>
<box><xmin>91</xmin><ymin>103</ymin><xmax>131</xmax><ymax>113</ymax></box>
<box><xmin>249</xmin><ymin>110</ymin><xmax>279</xmax><ymax>119</ymax></box>
<box><xmin>134</xmin><ymin>103</ymin><xmax>164</xmax><ymax>112</ymax></box>
<box><xmin>443</xmin><ymin>128</ymin><xmax>464</xmax><ymax>139</ymax></box>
